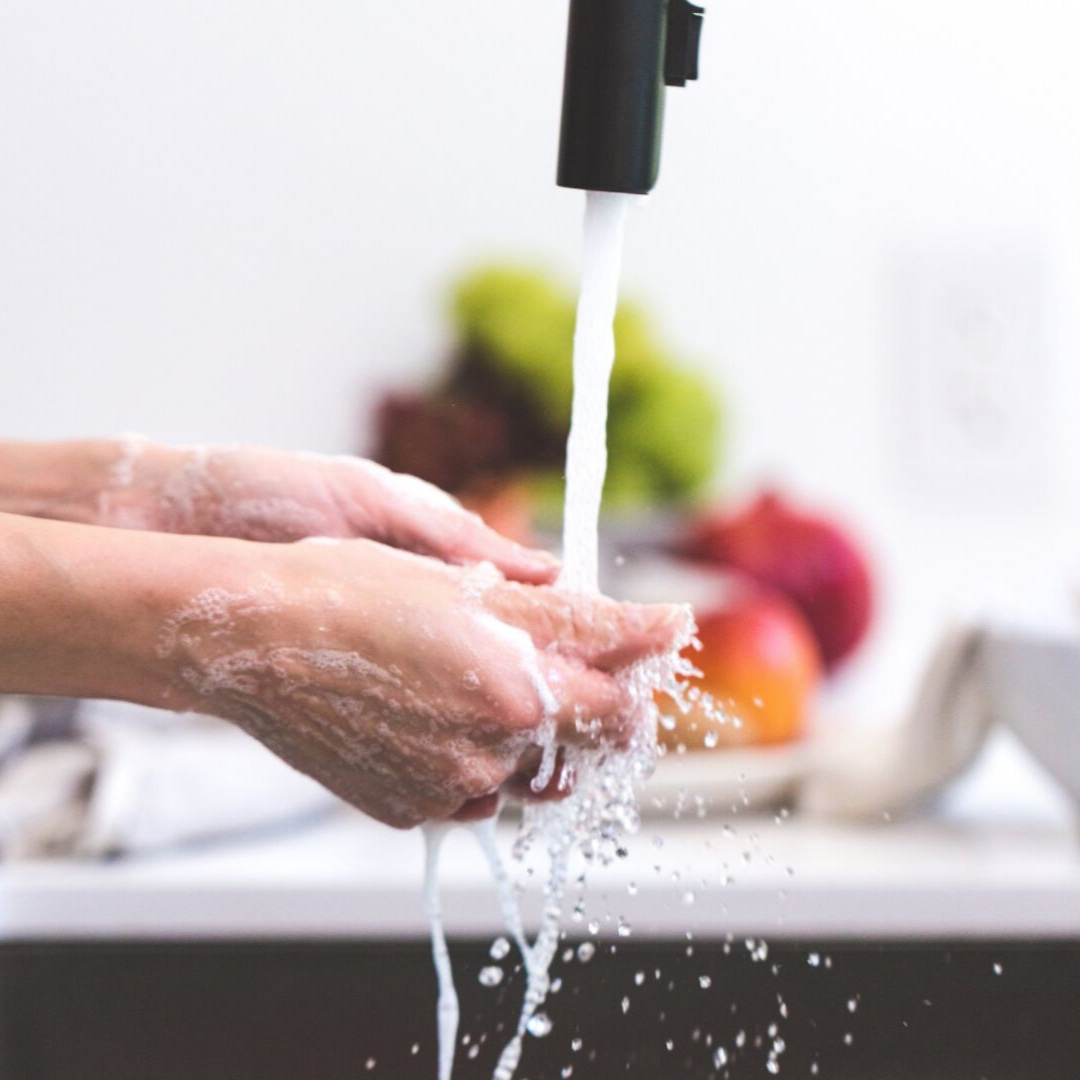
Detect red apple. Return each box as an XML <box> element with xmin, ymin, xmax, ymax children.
<box><xmin>677</xmin><ymin>491</ymin><xmax>874</xmax><ymax>671</ymax></box>
<box><xmin>659</xmin><ymin>583</ymin><xmax>823</xmax><ymax>751</ymax></box>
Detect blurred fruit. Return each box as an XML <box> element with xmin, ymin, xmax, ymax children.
<box><xmin>677</xmin><ymin>491</ymin><xmax>874</xmax><ymax>671</ymax></box>
<box><xmin>374</xmin><ymin>393</ymin><xmax>513</xmax><ymax>496</ymax></box>
<box><xmin>459</xmin><ymin>481</ymin><xmax>538</xmax><ymax>547</ymax></box>
<box><xmin>371</xmin><ymin>265</ymin><xmax>722</xmax><ymax>513</ymax></box>
<box><xmin>659</xmin><ymin>584</ymin><xmax>823</xmax><ymax>752</ymax></box>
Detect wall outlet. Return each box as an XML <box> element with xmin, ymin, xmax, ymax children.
<box><xmin>889</xmin><ymin>247</ymin><xmax>1051</xmax><ymax>503</ymax></box>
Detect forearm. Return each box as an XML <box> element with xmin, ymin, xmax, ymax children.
<box><xmin>0</xmin><ymin>510</ymin><xmax>252</xmax><ymax>707</ymax></box>
<box><xmin>0</xmin><ymin>439</ymin><xmax>124</xmax><ymax>523</ymax></box>
<box><xmin>0</xmin><ymin>437</ymin><xmax>188</xmax><ymax>530</ymax></box>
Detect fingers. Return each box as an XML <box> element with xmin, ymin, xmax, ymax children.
<box><xmin>351</xmin><ymin>460</ymin><xmax>560</xmax><ymax>585</ymax></box>
<box><xmin>486</xmin><ymin>586</ymin><xmax>692</xmax><ymax>672</ymax></box>
<box><xmin>437</xmin><ymin>511</ymin><xmax>561</xmax><ymax>586</ymax></box>
<box><xmin>452</xmin><ymin>755</ymin><xmax>575</xmax><ymax>818</ymax></box>
<box><xmin>541</xmin><ymin>655</ymin><xmax>634</xmax><ymax>744</ymax></box>
<box><xmin>446</xmin><ymin>662</ymin><xmax>632</xmax><ymax>821</ymax></box>
<box><xmin>451</xmin><ymin>792</ymin><xmax>502</xmax><ymax>822</ymax></box>
<box><xmin>503</xmin><ymin>747</ymin><xmax>575</xmax><ymax>803</ymax></box>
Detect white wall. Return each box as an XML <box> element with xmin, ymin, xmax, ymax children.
<box><xmin>2</xmin><ymin>0</ymin><xmax>1078</xmax><ymax>709</ymax></box>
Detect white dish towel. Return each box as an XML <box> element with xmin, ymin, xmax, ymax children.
<box><xmin>0</xmin><ymin>700</ymin><xmax>336</xmax><ymax>859</ymax></box>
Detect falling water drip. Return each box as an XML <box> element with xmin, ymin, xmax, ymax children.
<box><xmin>560</xmin><ymin>191</ymin><xmax>633</xmax><ymax>594</ymax></box>
<box><xmin>423</xmin><ymin>825</ymin><xmax>460</xmax><ymax>1080</ymax></box>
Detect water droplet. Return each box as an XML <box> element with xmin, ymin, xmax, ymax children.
<box><xmin>571</xmin><ymin>1037</ymin><xmax>583</xmax><ymax>1052</ymax></box>
<box><xmin>634</xmin><ymin>971</ymin><xmax>645</xmax><ymax>986</ymax></box>
<box><xmin>807</xmin><ymin>952</ymin><xmax>821</xmax><ymax>967</ymax></box>
<box><xmin>713</xmin><ymin>1047</ymin><xmax>728</xmax><ymax>1067</ymax></box>
<box><xmin>766</xmin><ymin>1060</ymin><xmax>780</xmax><ymax>1075</ymax></box>
<box><xmin>617</xmin><ymin>919</ymin><xmax>632</xmax><ymax>938</ymax></box>
<box><xmin>489</xmin><ymin>937</ymin><xmax>511</xmax><ymax>960</ymax></box>
<box><xmin>665</xmin><ymin>1039</ymin><xmax>674</xmax><ymax>1051</ymax></box>
<box><xmin>992</xmin><ymin>962</ymin><xmax>1003</xmax><ymax>975</ymax></box>
<box><xmin>561</xmin><ymin>1067</ymin><xmax>574</xmax><ymax>1078</ymax></box>
<box><xmin>586</xmin><ymin>920</ymin><xmax>600</xmax><ymax>936</ymax></box>
<box><xmin>577</xmin><ymin>942</ymin><xmax>596</xmax><ymax>963</ymax></box>
<box><xmin>410</xmin><ymin>1044</ymin><xmax>419</xmax><ymax>1056</ymax></box>
<box><xmin>551</xmin><ymin>977</ymin><xmax>563</xmax><ymax>993</ymax></box>
<box><xmin>526</xmin><ymin>1013</ymin><xmax>553</xmax><ymax>1038</ymax></box>
<box><xmin>365</xmin><ymin>1058</ymin><xmax>376</xmax><ymax>1071</ymax></box>
<box><xmin>627</xmin><ymin>881</ymin><xmax>638</xmax><ymax>896</ymax></box>
<box><xmin>703</xmin><ymin>730</ymin><xmax>719</xmax><ymax>749</ymax></box>
<box><xmin>735</xmin><ymin>1029</ymin><xmax>746</xmax><ymax>1048</ymax></box>
<box><xmin>699</xmin><ymin>975</ymin><xmax>712</xmax><ymax>989</ymax></box>
<box><xmin>683</xmin><ymin>890</ymin><xmax>696</xmax><ymax>906</ymax></box>
<box><xmin>844</xmin><ymin>1033</ymin><xmax>854</xmax><ymax>1046</ymax></box>
<box><xmin>847</xmin><ymin>997</ymin><xmax>858</xmax><ymax>1013</ymax></box>
<box><xmin>621</xmin><ymin>996</ymin><xmax>630</xmax><ymax>1014</ymax></box>
<box><xmin>467</xmin><ymin>1044</ymin><xmax>480</xmax><ymax>1060</ymax></box>
<box><xmin>479</xmin><ymin>966</ymin><xmax>504</xmax><ymax>987</ymax></box>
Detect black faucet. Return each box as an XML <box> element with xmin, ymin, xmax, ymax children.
<box><xmin>557</xmin><ymin>0</ymin><xmax>705</xmax><ymax>195</ymax></box>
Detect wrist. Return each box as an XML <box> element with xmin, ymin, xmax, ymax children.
<box><xmin>88</xmin><ymin>526</ymin><xmax>269</xmax><ymax>711</ymax></box>
<box><xmin>0</xmin><ymin>440</ymin><xmax>108</xmax><ymax>522</ymax></box>
<box><xmin>0</xmin><ymin>438</ymin><xmax>180</xmax><ymax>529</ymax></box>
<box><xmin>0</xmin><ymin>512</ymin><xmax>264</xmax><ymax>709</ymax></box>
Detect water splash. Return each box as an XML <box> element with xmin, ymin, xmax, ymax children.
<box><xmin>424</xmin><ymin>190</ymin><xmax>697</xmax><ymax>1079</ymax></box>
<box><xmin>488</xmin><ymin>191</ymin><xmax>640</xmax><ymax>1076</ymax></box>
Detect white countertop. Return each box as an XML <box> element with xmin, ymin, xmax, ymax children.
<box><xmin>1</xmin><ymin>725</ymin><xmax>1077</xmax><ymax>943</ymax></box>
<box><xmin>1</xmin><ymin>800</ymin><xmax>1078</xmax><ymax>943</ymax></box>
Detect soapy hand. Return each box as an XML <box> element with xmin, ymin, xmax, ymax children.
<box><xmin>96</xmin><ymin>439</ymin><xmax>558</xmax><ymax>584</ymax></box>
<box><xmin>159</xmin><ymin>538</ymin><xmax>688</xmax><ymax>829</ymax></box>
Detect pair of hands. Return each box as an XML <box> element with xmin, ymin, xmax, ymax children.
<box><xmin>81</xmin><ymin>441</ymin><xmax>685</xmax><ymax>828</ymax></box>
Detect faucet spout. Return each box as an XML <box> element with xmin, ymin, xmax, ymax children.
<box><xmin>557</xmin><ymin>0</ymin><xmax>704</xmax><ymax>195</ymax></box>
